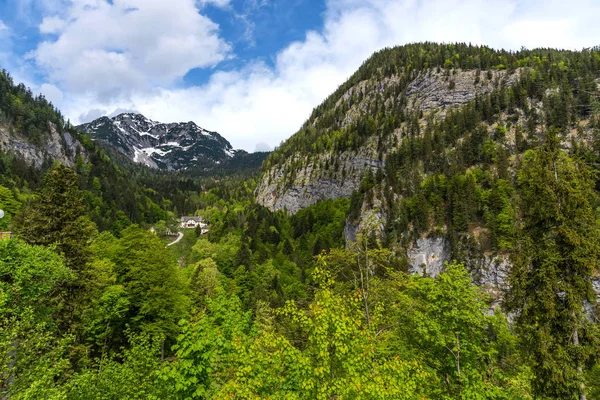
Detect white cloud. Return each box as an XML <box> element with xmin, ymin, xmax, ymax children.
<box><xmin>40</xmin><ymin>83</ymin><xmax>63</xmax><ymax>106</ymax></box>
<box><xmin>30</xmin><ymin>0</ymin><xmax>231</xmax><ymax>100</ymax></box>
<box><xmin>107</xmin><ymin>107</ymin><xmax>140</xmax><ymax>118</ymax></box>
<box><xmin>39</xmin><ymin>16</ymin><xmax>67</xmax><ymax>34</ymax></box>
<box><xmin>30</xmin><ymin>0</ymin><xmax>600</xmax><ymax>151</ymax></box>
<box><xmin>0</xmin><ymin>20</ymin><xmax>8</xmax><ymax>31</ymax></box>
<box><xmin>78</xmin><ymin>108</ymin><xmax>107</xmax><ymax>122</ymax></box>
<box><xmin>254</xmin><ymin>142</ymin><xmax>272</xmax><ymax>152</ymax></box>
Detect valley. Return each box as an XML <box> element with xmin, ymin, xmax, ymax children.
<box><xmin>1</xmin><ymin>42</ymin><xmax>600</xmax><ymax>399</ymax></box>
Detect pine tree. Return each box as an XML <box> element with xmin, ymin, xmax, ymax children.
<box><xmin>14</xmin><ymin>163</ymin><xmax>95</xmax><ymax>272</ymax></box>
<box><xmin>506</xmin><ymin>131</ymin><xmax>600</xmax><ymax>400</ymax></box>
<box><xmin>13</xmin><ymin>163</ymin><xmax>97</xmax><ymax>331</ymax></box>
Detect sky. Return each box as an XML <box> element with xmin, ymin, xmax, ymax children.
<box><xmin>1</xmin><ymin>0</ymin><xmax>600</xmax><ymax>151</ymax></box>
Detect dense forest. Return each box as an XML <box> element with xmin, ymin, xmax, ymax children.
<box><xmin>2</xmin><ymin>43</ymin><xmax>600</xmax><ymax>399</ymax></box>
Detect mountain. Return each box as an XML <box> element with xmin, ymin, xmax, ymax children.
<box><xmin>0</xmin><ymin>69</ymin><xmax>220</xmax><ymax>232</ymax></box>
<box><xmin>0</xmin><ymin>73</ymin><xmax>86</xmax><ymax>171</ymax></box>
<box><xmin>77</xmin><ymin>113</ymin><xmax>235</xmax><ymax>170</ymax></box>
<box><xmin>256</xmin><ymin>43</ymin><xmax>600</xmax><ymax>285</ymax></box>
<box><xmin>257</xmin><ymin>44</ymin><xmax>522</xmax><ymax>215</ymax></box>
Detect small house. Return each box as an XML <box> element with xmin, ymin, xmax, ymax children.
<box><xmin>180</xmin><ymin>216</ymin><xmax>204</xmax><ymax>229</ymax></box>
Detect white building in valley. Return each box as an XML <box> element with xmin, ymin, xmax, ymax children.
<box><xmin>180</xmin><ymin>216</ymin><xmax>209</xmax><ymax>234</ymax></box>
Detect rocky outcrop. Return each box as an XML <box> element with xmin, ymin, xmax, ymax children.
<box><xmin>405</xmin><ymin>69</ymin><xmax>515</xmax><ymax>113</ymax></box>
<box><xmin>343</xmin><ymin>218</ymin><xmax>358</xmax><ymax>246</ymax></box>
<box><xmin>407</xmin><ymin>237</ymin><xmax>599</xmax><ymax>312</ymax></box>
<box><xmin>334</xmin><ymin>75</ymin><xmax>403</xmax><ymax>129</ymax></box>
<box><xmin>257</xmin><ymin>176</ymin><xmax>357</xmax><ymax>214</ymax></box>
<box><xmin>0</xmin><ymin>121</ymin><xmax>86</xmax><ymax>168</ymax></box>
<box><xmin>471</xmin><ymin>255</ymin><xmax>510</xmax><ymax>290</ymax></box>
<box><xmin>256</xmin><ymin>150</ymin><xmax>383</xmax><ymax>214</ymax></box>
<box><xmin>408</xmin><ymin>237</ymin><xmax>450</xmax><ymax>277</ymax></box>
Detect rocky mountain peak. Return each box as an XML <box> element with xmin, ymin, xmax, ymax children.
<box><xmin>77</xmin><ymin>113</ymin><xmax>234</xmax><ymax>170</ymax></box>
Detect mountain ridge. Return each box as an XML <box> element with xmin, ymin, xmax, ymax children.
<box><xmin>77</xmin><ymin>112</ymin><xmax>235</xmax><ymax>170</ymax></box>
<box><xmin>255</xmin><ymin>42</ymin><xmax>600</xmax><ymax>283</ymax></box>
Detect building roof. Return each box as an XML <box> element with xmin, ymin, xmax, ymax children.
<box><xmin>181</xmin><ymin>216</ymin><xmax>203</xmax><ymax>222</ymax></box>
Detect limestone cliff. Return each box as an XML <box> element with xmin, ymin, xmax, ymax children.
<box><xmin>0</xmin><ymin>120</ymin><xmax>86</xmax><ymax>168</ymax></box>
<box><xmin>256</xmin><ymin>146</ymin><xmax>383</xmax><ymax>214</ymax></box>
<box><xmin>257</xmin><ymin>67</ymin><xmax>514</xmax><ymax>214</ymax></box>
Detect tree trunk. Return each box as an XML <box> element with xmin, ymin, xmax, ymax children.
<box><xmin>573</xmin><ymin>328</ymin><xmax>587</xmax><ymax>400</ymax></box>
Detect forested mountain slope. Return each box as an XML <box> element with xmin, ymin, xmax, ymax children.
<box><xmin>0</xmin><ymin>72</ymin><xmax>86</xmax><ymax>169</ymax></box>
<box><xmin>0</xmin><ymin>70</ymin><xmax>207</xmax><ymax>231</ymax></box>
<box><xmin>257</xmin><ymin>43</ymin><xmax>600</xmax><ymax>280</ymax></box>
<box><xmin>0</xmin><ymin>69</ymin><xmax>267</xmax><ymax>233</ymax></box>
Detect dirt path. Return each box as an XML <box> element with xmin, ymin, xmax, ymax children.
<box><xmin>166</xmin><ymin>231</ymin><xmax>184</xmax><ymax>247</ymax></box>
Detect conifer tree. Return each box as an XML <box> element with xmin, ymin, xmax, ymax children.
<box><xmin>13</xmin><ymin>163</ymin><xmax>97</xmax><ymax>331</ymax></box>
<box><xmin>14</xmin><ymin>163</ymin><xmax>95</xmax><ymax>272</ymax></box>
<box><xmin>506</xmin><ymin>131</ymin><xmax>600</xmax><ymax>400</ymax></box>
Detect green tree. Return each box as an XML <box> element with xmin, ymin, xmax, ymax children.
<box><xmin>66</xmin><ymin>335</ymin><xmax>172</xmax><ymax>400</ymax></box>
<box><xmin>507</xmin><ymin>133</ymin><xmax>600</xmax><ymax>400</ymax></box>
<box><xmin>13</xmin><ymin>163</ymin><xmax>96</xmax><ymax>271</ymax></box>
<box><xmin>383</xmin><ymin>262</ymin><xmax>531</xmax><ymax>398</ymax></box>
<box><xmin>102</xmin><ymin>226</ymin><xmax>191</xmax><ymax>355</ymax></box>
<box><xmin>0</xmin><ymin>240</ymin><xmax>73</xmax><ymax>399</ymax></box>
<box><xmin>162</xmin><ymin>288</ymin><xmax>252</xmax><ymax>399</ymax></box>
<box><xmin>0</xmin><ymin>185</ymin><xmax>21</xmax><ymax>230</ymax></box>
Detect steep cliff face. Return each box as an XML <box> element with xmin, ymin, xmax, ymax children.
<box><xmin>0</xmin><ymin>120</ymin><xmax>86</xmax><ymax>168</ymax></box>
<box><xmin>256</xmin><ymin>146</ymin><xmax>383</xmax><ymax>214</ymax></box>
<box><xmin>257</xmin><ymin>67</ymin><xmax>513</xmax><ymax>214</ymax></box>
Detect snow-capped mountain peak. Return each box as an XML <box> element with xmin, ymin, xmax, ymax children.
<box><xmin>77</xmin><ymin>113</ymin><xmax>234</xmax><ymax>170</ymax></box>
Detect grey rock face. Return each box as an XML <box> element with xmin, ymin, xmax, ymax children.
<box><xmin>407</xmin><ymin>237</ymin><xmax>509</xmax><ymax>304</ymax></box>
<box><xmin>258</xmin><ymin>176</ymin><xmax>358</xmax><ymax>214</ymax></box>
<box><xmin>405</xmin><ymin>69</ymin><xmax>514</xmax><ymax>113</ymax></box>
<box><xmin>343</xmin><ymin>203</ymin><xmax>387</xmax><ymax>247</ymax></box>
<box><xmin>0</xmin><ymin>122</ymin><xmax>85</xmax><ymax>168</ymax></box>
<box><xmin>343</xmin><ymin>218</ymin><xmax>358</xmax><ymax>247</ymax></box>
<box><xmin>408</xmin><ymin>237</ymin><xmax>450</xmax><ymax>277</ymax></box>
<box><xmin>470</xmin><ymin>255</ymin><xmax>510</xmax><ymax>290</ymax></box>
<box><xmin>256</xmin><ymin>151</ymin><xmax>383</xmax><ymax>214</ymax></box>
<box><xmin>407</xmin><ymin>238</ymin><xmax>599</xmax><ymax>313</ymax></box>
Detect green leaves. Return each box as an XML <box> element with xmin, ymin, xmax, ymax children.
<box><xmin>0</xmin><ymin>240</ymin><xmax>73</xmax><ymax>399</ymax></box>
<box><xmin>382</xmin><ymin>262</ymin><xmax>531</xmax><ymax>398</ymax></box>
<box><xmin>0</xmin><ymin>239</ymin><xmax>72</xmax><ymax>319</ymax></box>
<box><xmin>93</xmin><ymin>226</ymin><xmax>190</xmax><ymax>349</ymax></box>
<box><xmin>66</xmin><ymin>334</ymin><xmax>172</xmax><ymax>400</ymax></box>
<box><xmin>162</xmin><ymin>289</ymin><xmax>251</xmax><ymax>399</ymax></box>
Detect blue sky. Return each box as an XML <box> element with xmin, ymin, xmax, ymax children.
<box><xmin>183</xmin><ymin>0</ymin><xmax>328</xmax><ymax>87</ymax></box>
<box><xmin>1</xmin><ymin>0</ymin><xmax>600</xmax><ymax>151</ymax></box>
<box><xmin>0</xmin><ymin>0</ymin><xmax>327</xmax><ymax>91</ymax></box>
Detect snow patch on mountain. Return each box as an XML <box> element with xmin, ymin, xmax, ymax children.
<box><xmin>141</xmin><ymin>147</ymin><xmax>171</xmax><ymax>157</ymax></box>
<box><xmin>139</xmin><ymin>131</ymin><xmax>159</xmax><ymax>139</ymax></box>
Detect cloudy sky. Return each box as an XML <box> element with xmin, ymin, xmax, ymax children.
<box><xmin>1</xmin><ymin>0</ymin><xmax>600</xmax><ymax>151</ymax></box>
